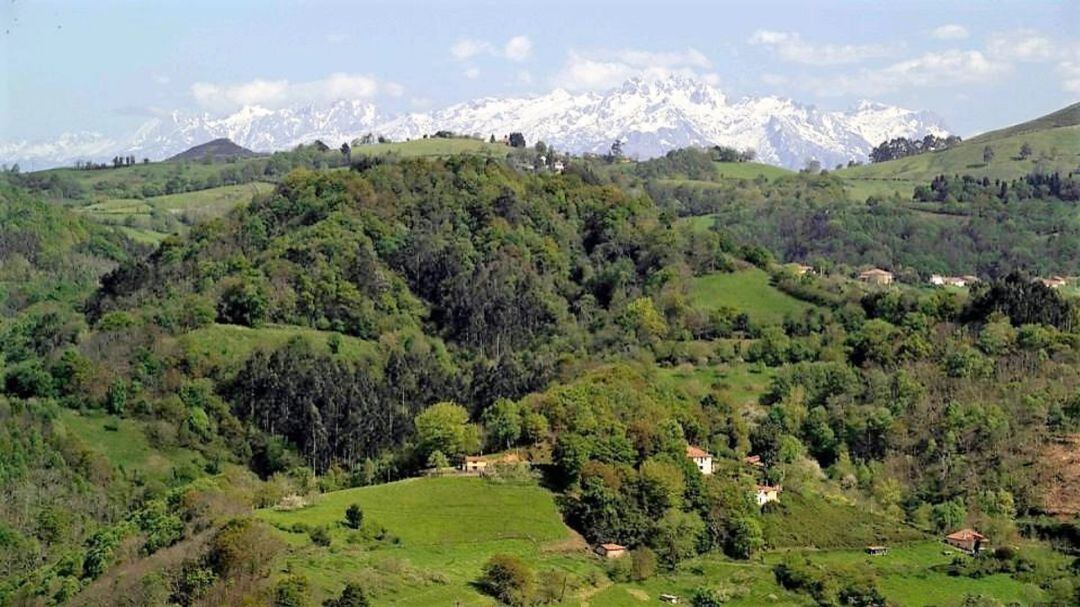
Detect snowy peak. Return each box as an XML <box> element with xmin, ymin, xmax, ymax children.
<box><xmin>1</xmin><ymin>75</ymin><xmax>948</xmax><ymax>170</ymax></box>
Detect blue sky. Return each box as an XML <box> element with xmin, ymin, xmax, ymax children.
<box><xmin>2</xmin><ymin>0</ymin><xmax>1078</xmax><ymax>140</ymax></box>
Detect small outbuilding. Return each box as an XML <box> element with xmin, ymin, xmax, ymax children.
<box><xmin>865</xmin><ymin>545</ymin><xmax>889</xmax><ymax>556</ymax></box>
<box><xmin>461</xmin><ymin>455</ymin><xmax>487</xmax><ymax>473</ymax></box>
<box><xmin>596</xmin><ymin>543</ymin><xmax>628</xmax><ymax>559</ymax></box>
<box><xmin>859</xmin><ymin>268</ymin><xmax>894</xmax><ymax>285</ymax></box>
<box><xmin>945</xmin><ymin>528</ymin><xmax>987</xmax><ymax>555</ymax></box>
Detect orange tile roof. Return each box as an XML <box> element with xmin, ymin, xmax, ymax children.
<box><xmin>946</xmin><ymin>528</ymin><xmax>986</xmax><ymax>541</ymax></box>
<box><xmin>600</xmin><ymin>543</ymin><xmax>626</xmax><ymax>551</ymax></box>
<box><xmin>686</xmin><ymin>445</ymin><xmax>710</xmax><ymax>458</ymax></box>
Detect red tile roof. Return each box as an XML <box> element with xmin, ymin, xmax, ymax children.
<box><xmin>686</xmin><ymin>445</ymin><xmax>710</xmax><ymax>458</ymax></box>
<box><xmin>946</xmin><ymin>528</ymin><xmax>986</xmax><ymax>541</ymax></box>
<box><xmin>600</xmin><ymin>543</ymin><xmax>626</xmax><ymax>551</ymax></box>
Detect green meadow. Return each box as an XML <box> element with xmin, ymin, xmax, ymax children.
<box><xmin>691</xmin><ymin>268</ymin><xmax>816</xmax><ymax>325</ymax></box>
<box><xmin>256</xmin><ymin>477</ymin><xmax>592</xmax><ymax>606</ymax></box>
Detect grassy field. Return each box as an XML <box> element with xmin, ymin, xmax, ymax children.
<box><xmin>762</xmin><ymin>541</ymin><xmax>1053</xmax><ymax>606</ymax></box>
<box><xmin>85</xmin><ymin>182</ymin><xmax>271</xmax><ymax>218</ymax></box>
<box><xmin>691</xmin><ymin>268</ymin><xmax>816</xmax><ymax>325</ymax></box>
<box><xmin>353</xmin><ymin>138</ymin><xmax>512</xmax><ymax>158</ymax></box>
<box><xmin>256</xmin><ymin>477</ymin><xmax>592</xmax><ymax>606</ymax></box>
<box><xmin>175</xmin><ymin>323</ymin><xmax>377</xmax><ymax>376</ymax></box>
<box><xmin>251</xmin><ymin>475</ymin><xmax>1063</xmax><ymax>607</ymax></box>
<box><xmin>655</xmin><ymin>361</ymin><xmax>774</xmax><ymax>410</ymax></box>
<box><xmin>54</xmin><ymin>409</ymin><xmax>203</xmax><ymax>480</ymax></box>
<box><xmin>714</xmin><ymin>161</ymin><xmax>792</xmax><ymax>181</ymax></box>
<box><xmin>590</xmin><ymin>538</ymin><xmax>1052</xmax><ymax>607</ymax></box>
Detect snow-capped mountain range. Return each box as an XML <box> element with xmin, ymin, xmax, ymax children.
<box><xmin>1</xmin><ymin>74</ymin><xmax>948</xmax><ymax>170</ymax></box>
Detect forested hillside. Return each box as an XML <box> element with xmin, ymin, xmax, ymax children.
<box><xmin>1</xmin><ymin>147</ymin><xmax>1078</xmax><ymax>605</ymax></box>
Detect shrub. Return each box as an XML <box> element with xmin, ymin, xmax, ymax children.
<box><xmin>345</xmin><ymin>503</ymin><xmax>364</xmax><ymax>529</ymax></box>
<box><xmin>309</xmin><ymin>526</ymin><xmax>331</xmax><ymax>547</ymax></box>
<box><xmin>479</xmin><ymin>554</ymin><xmax>534</xmax><ymax>606</ymax></box>
<box><xmin>630</xmin><ymin>547</ymin><xmax>657</xmax><ymax>581</ymax></box>
<box><xmin>324</xmin><ymin>582</ymin><xmax>370</xmax><ymax>607</ymax></box>
<box><xmin>273</xmin><ymin>574</ymin><xmax>311</xmax><ymax>607</ymax></box>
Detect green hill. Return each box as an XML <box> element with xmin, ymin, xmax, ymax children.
<box><xmin>166</xmin><ymin>138</ymin><xmax>260</xmax><ymax>162</ymax></box>
<box><xmin>352</xmin><ymin>137</ymin><xmax>512</xmax><ymax>158</ymax></box>
<box><xmin>256</xmin><ymin>477</ymin><xmax>590</xmax><ymax>605</ymax></box>
<box><xmin>838</xmin><ymin>103</ymin><xmax>1080</xmax><ymax>197</ymax></box>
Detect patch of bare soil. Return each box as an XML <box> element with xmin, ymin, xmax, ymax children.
<box><xmin>1039</xmin><ymin>435</ymin><xmax>1080</xmax><ymax>517</ymax></box>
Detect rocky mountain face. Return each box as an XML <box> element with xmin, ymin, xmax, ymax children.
<box><xmin>2</xmin><ymin>75</ymin><xmax>948</xmax><ymax>170</ymax></box>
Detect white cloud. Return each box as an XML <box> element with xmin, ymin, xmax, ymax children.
<box><xmin>452</xmin><ymin>35</ymin><xmax>532</xmax><ymax>62</ymax></box>
<box><xmin>1058</xmin><ymin>59</ymin><xmax>1080</xmax><ymax>93</ymax></box>
<box><xmin>451</xmin><ymin>39</ymin><xmax>492</xmax><ymax>61</ymax></box>
<box><xmin>504</xmin><ymin>36</ymin><xmax>533</xmax><ymax>61</ymax></box>
<box><xmin>190</xmin><ymin>73</ymin><xmax>400</xmax><ymax>112</ymax></box>
<box><xmin>782</xmin><ymin>50</ymin><xmax>1010</xmax><ymax>97</ymax></box>
<box><xmin>987</xmin><ymin>29</ymin><xmax>1055</xmax><ymax>62</ymax></box>
<box><xmin>748</xmin><ymin>30</ymin><xmax>895</xmax><ymax>65</ymax></box>
<box><xmin>463</xmin><ymin>67</ymin><xmax>480</xmax><ymax>80</ymax></box>
<box><xmin>517</xmin><ymin>70</ymin><xmax>534</xmax><ymax>85</ymax></box>
<box><xmin>552</xmin><ymin>47</ymin><xmax>713</xmax><ymax>91</ymax></box>
<box><xmin>931</xmin><ymin>24</ymin><xmax>969</xmax><ymax>40</ymax></box>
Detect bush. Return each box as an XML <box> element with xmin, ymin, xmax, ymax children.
<box><xmin>324</xmin><ymin>582</ymin><xmax>370</xmax><ymax>607</ymax></box>
<box><xmin>479</xmin><ymin>554</ymin><xmax>534</xmax><ymax>606</ymax></box>
<box><xmin>691</xmin><ymin>587</ymin><xmax>725</xmax><ymax>607</ymax></box>
<box><xmin>309</xmin><ymin>525</ymin><xmax>331</xmax><ymax>547</ymax></box>
<box><xmin>345</xmin><ymin>503</ymin><xmax>364</xmax><ymax>529</ymax></box>
<box><xmin>273</xmin><ymin>574</ymin><xmax>311</xmax><ymax>607</ymax></box>
<box><xmin>630</xmin><ymin>547</ymin><xmax>657</xmax><ymax>581</ymax></box>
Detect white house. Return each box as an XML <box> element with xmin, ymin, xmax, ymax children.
<box><xmin>755</xmin><ymin>484</ymin><xmax>782</xmax><ymax>507</ymax></box>
<box><xmin>686</xmin><ymin>445</ymin><xmax>713</xmax><ymax>475</ymax></box>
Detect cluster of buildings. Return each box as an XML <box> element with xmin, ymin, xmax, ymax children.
<box><xmin>930</xmin><ymin>274</ymin><xmax>979</xmax><ymax>288</ymax></box>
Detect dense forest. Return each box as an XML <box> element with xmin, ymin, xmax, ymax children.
<box><xmin>1</xmin><ymin>150</ymin><xmax>1078</xmax><ymax>606</ymax></box>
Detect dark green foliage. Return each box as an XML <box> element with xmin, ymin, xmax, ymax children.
<box><xmin>966</xmin><ymin>271</ymin><xmax>1075</xmax><ymax>330</ymax></box>
<box><xmin>345</xmin><ymin>503</ymin><xmax>363</xmax><ymax>529</ymax></box>
<box><xmin>309</xmin><ymin>525</ymin><xmax>331</xmax><ymax>547</ymax></box>
<box><xmin>323</xmin><ymin>583</ymin><xmax>370</xmax><ymax>607</ymax></box>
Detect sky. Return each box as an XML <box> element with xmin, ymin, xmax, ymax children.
<box><xmin>1</xmin><ymin>0</ymin><xmax>1078</xmax><ymax>142</ymax></box>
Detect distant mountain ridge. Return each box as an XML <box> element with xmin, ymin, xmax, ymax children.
<box><xmin>2</xmin><ymin>75</ymin><xmax>949</xmax><ymax>170</ymax></box>
<box><xmin>166</xmin><ymin>138</ymin><xmax>260</xmax><ymax>162</ymax></box>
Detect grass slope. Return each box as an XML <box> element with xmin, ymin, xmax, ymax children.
<box><xmin>837</xmin><ymin>103</ymin><xmax>1080</xmax><ymax>198</ymax></box>
<box><xmin>691</xmin><ymin>268</ymin><xmax>815</xmax><ymax>325</ymax></box>
<box><xmin>55</xmin><ymin>410</ymin><xmax>203</xmax><ymax>480</ymax></box>
<box><xmin>714</xmin><ymin>161</ymin><xmax>792</xmax><ymax>181</ymax></box>
<box><xmin>352</xmin><ymin>138</ymin><xmax>512</xmax><ymax>159</ymax></box>
<box><xmin>81</xmin><ymin>182</ymin><xmax>273</xmax><ymax>234</ymax></box>
<box><xmin>175</xmin><ymin>323</ymin><xmax>377</xmax><ymax>377</ymax></box>
<box><xmin>257</xmin><ymin>477</ymin><xmax>590</xmax><ymax>605</ymax></box>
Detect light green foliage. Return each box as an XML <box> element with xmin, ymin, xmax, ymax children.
<box><xmin>414</xmin><ymin>402</ymin><xmax>481</xmax><ymax>459</ymax></box>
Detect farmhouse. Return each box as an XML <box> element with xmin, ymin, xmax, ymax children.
<box><xmin>458</xmin><ymin>452</ymin><xmax>523</xmax><ymax>474</ymax></box>
<box><xmin>1040</xmin><ymin>276</ymin><xmax>1068</xmax><ymax>289</ymax></box>
<box><xmin>791</xmin><ymin>263</ymin><xmax>813</xmax><ymax>276</ymax></box>
<box><xmin>859</xmin><ymin>268</ymin><xmax>894</xmax><ymax>285</ymax></box>
<box><xmin>930</xmin><ymin>274</ymin><xmax>978</xmax><ymax>287</ymax></box>
<box><xmin>686</xmin><ymin>445</ymin><xmax>714</xmax><ymax>475</ymax></box>
<box><xmin>945</xmin><ymin>528</ymin><xmax>987</xmax><ymax>554</ymax></box>
<box><xmin>461</xmin><ymin>455</ymin><xmax>487</xmax><ymax>473</ymax></box>
<box><xmin>596</xmin><ymin>543</ymin><xmax>628</xmax><ymax>559</ymax></box>
<box><xmin>755</xmin><ymin>484</ymin><xmax>782</xmax><ymax>507</ymax></box>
